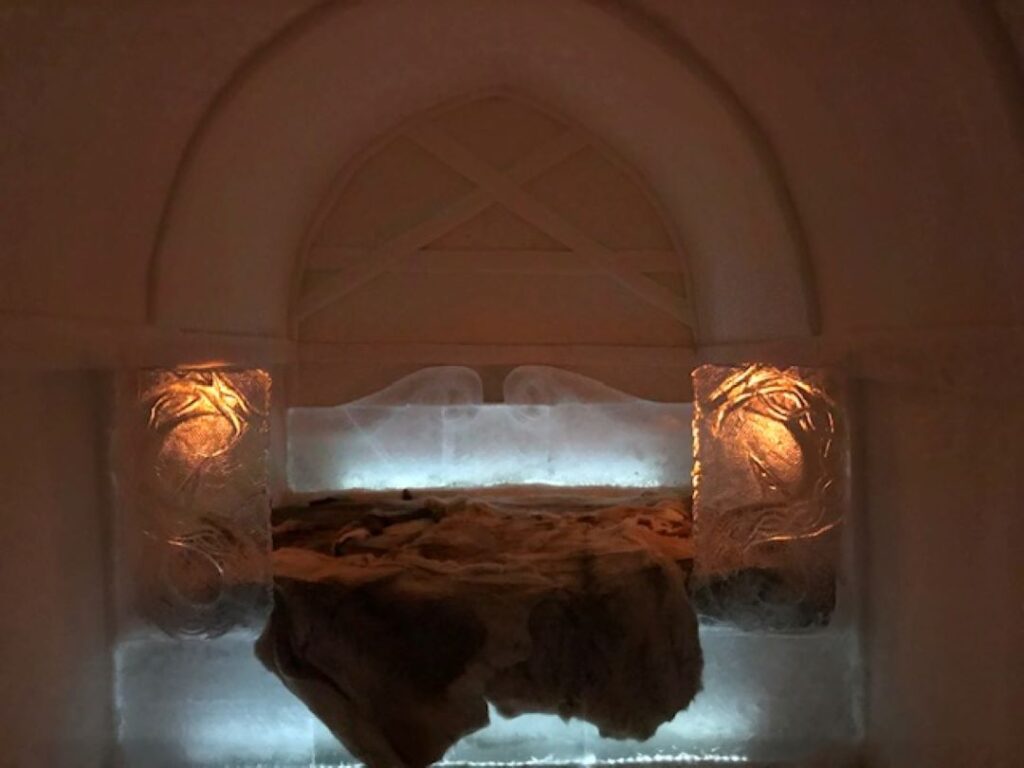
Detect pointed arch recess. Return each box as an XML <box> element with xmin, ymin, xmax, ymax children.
<box><xmin>291</xmin><ymin>91</ymin><xmax>696</xmax><ymax>350</ymax></box>
<box><xmin>151</xmin><ymin>0</ymin><xmax>816</xmax><ymax>348</ymax></box>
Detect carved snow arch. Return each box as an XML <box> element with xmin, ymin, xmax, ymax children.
<box><xmin>293</xmin><ymin>93</ymin><xmax>696</xmax><ymax>349</ymax></box>
<box><xmin>152</xmin><ymin>0</ymin><xmax>816</xmax><ymax>348</ymax></box>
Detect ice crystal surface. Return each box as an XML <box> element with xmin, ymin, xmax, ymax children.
<box><xmin>288</xmin><ymin>366</ymin><xmax>692</xmax><ymax>492</ymax></box>
<box><xmin>115</xmin><ymin>369</ymin><xmax>272</xmax><ymax>637</ymax></box>
<box><xmin>692</xmin><ymin>364</ymin><xmax>847</xmax><ymax>628</ymax></box>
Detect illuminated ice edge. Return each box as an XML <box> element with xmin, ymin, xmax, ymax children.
<box><xmin>292</xmin><ymin>453</ymin><xmax>692</xmax><ymax>492</ymax></box>
<box><xmin>318</xmin><ymin>459</ymin><xmax>678</xmax><ymax>491</ymax></box>
<box><xmin>117</xmin><ymin>627</ymin><xmax>860</xmax><ymax>768</ymax></box>
<box><xmin>224</xmin><ymin>756</ymin><xmax>750</xmax><ymax>767</ymax></box>
<box><xmin>287</xmin><ymin>402</ymin><xmax>694</xmax><ymax>493</ymax></box>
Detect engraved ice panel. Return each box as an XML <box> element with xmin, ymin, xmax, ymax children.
<box><xmin>691</xmin><ymin>364</ymin><xmax>847</xmax><ymax>628</ymax></box>
<box><xmin>115</xmin><ymin>369</ymin><xmax>277</xmax><ymax>767</ymax></box>
<box><xmin>115</xmin><ymin>368</ymin><xmax>272</xmax><ymax>638</ymax></box>
<box><xmin>288</xmin><ymin>365</ymin><xmax>692</xmax><ymax>492</ymax></box>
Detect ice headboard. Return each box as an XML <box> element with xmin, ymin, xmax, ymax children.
<box><xmin>287</xmin><ymin>366</ymin><xmax>693</xmax><ymax>493</ymax></box>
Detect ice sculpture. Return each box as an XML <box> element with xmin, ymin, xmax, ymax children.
<box><xmin>115</xmin><ymin>368</ymin><xmax>272</xmax><ymax>637</ymax></box>
<box><xmin>691</xmin><ymin>364</ymin><xmax>846</xmax><ymax>628</ymax></box>
<box><xmin>350</xmin><ymin>365</ymin><xmax>484</xmax><ymax>406</ymax></box>
<box><xmin>503</xmin><ymin>365</ymin><xmax>638</xmax><ymax>403</ymax></box>
<box><xmin>287</xmin><ymin>366</ymin><xmax>693</xmax><ymax>492</ymax></box>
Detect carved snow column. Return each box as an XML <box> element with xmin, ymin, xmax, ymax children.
<box><xmin>692</xmin><ymin>364</ymin><xmax>847</xmax><ymax>629</ymax></box>
<box><xmin>115</xmin><ymin>369</ymin><xmax>272</xmax><ymax>637</ymax></box>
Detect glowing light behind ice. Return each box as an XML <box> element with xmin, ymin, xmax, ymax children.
<box><xmin>288</xmin><ymin>403</ymin><xmax>693</xmax><ymax>492</ymax></box>
<box><xmin>693</xmin><ymin>364</ymin><xmax>844</xmax><ymax>563</ymax></box>
<box><xmin>116</xmin><ymin>627</ymin><xmax>860</xmax><ymax>767</ymax></box>
<box><xmin>287</xmin><ymin>367</ymin><xmax>694</xmax><ymax>493</ymax></box>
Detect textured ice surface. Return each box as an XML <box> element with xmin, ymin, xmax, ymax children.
<box><xmin>115</xmin><ymin>631</ymin><xmax>324</xmax><ymax>767</ymax></box>
<box><xmin>115</xmin><ymin>626</ymin><xmax>860</xmax><ymax>767</ymax></box>
<box><xmin>115</xmin><ymin>369</ymin><xmax>272</xmax><ymax>638</ymax></box>
<box><xmin>692</xmin><ymin>364</ymin><xmax>846</xmax><ymax>628</ymax></box>
<box><xmin>288</xmin><ymin>366</ymin><xmax>692</xmax><ymax>492</ymax></box>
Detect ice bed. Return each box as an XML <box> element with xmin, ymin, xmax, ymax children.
<box><xmin>113</xmin><ymin>365</ymin><xmax>860</xmax><ymax>767</ymax></box>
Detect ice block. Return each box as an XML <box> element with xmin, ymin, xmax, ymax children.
<box><xmin>115</xmin><ymin>368</ymin><xmax>272</xmax><ymax>637</ymax></box>
<box><xmin>691</xmin><ymin>364</ymin><xmax>847</xmax><ymax>628</ymax></box>
<box><xmin>288</xmin><ymin>366</ymin><xmax>692</xmax><ymax>492</ymax></box>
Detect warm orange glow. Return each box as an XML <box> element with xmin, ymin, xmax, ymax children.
<box><xmin>147</xmin><ymin>371</ymin><xmax>251</xmax><ymax>460</ymax></box>
<box><xmin>160</xmin><ymin>414</ymin><xmax>237</xmax><ymax>467</ymax></box>
<box><xmin>141</xmin><ymin>370</ymin><xmax>261</xmax><ymax>500</ymax></box>
<box><xmin>734</xmin><ymin>411</ymin><xmax>802</xmax><ymax>491</ymax></box>
<box><xmin>694</xmin><ymin>364</ymin><xmax>842</xmax><ymax>554</ymax></box>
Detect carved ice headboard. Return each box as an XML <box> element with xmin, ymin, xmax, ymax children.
<box><xmin>286</xmin><ymin>366</ymin><xmax>693</xmax><ymax>493</ymax></box>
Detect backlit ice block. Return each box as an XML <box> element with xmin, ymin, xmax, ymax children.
<box><xmin>115</xmin><ymin>368</ymin><xmax>272</xmax><ymax>637</ymax></box>
<box><xmin>115</xmin><ymin>626</ymin><xmax>860</xmax><ymax>766</ymax></box>
<box><xmin>692</xmin><ymin>364</ymin><xmax>847</xmax><ymax>628</ymax></box>
<box><xmin>288</xmin><ymin>366</ymin><xmax>693</xmax><ymax>492</ymax></box>
<box><xmin>113</xmin><ymin>365</ymin><xmax>861</xmax><ymax>766</ymax></box>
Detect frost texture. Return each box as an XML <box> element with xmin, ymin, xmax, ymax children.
<box><xmin>692</xmin><ymin>364</ymin><xmax>846</xmax><ymax>628</ymax></box>
<box><xmin>116</xmin><ymin>369</ymin><xmax>272</xmax><ymax>638</ymax></box>
<box><xmin>288</xmin><ymin>366</ymin><xmax>692</xmax><ymax>492</ymax></box>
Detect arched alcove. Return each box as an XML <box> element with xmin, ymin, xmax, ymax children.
<box><xmin>152</xmin><ymin>0</ymin><xmax>816</xmax><ymax>354</ymax></box>
<box><xmin>293</xmin><ymin>93</ymin><xmax>694</xmax><ymax>348</ymax></box>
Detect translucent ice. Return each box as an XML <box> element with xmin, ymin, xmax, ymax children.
<box><xmin>503</xmin><ymin>365</ymin><xmax>638</xmax><ymax>404</ymax></box>
<box><xmin>351</xmin><ymin>365</ymin><xmax>483</xmax><ymax>406</ymax></box>
<box><xmin>287</xmin><ymin>366</ymin><xmax>692</xmax><ymax>492</ymax></box>
<box><xmin>115</xmin><ymin>369</ymin><xmax>272</xmax><ymax>638</ymax></box>
<box><xmin>115</xmin><ymin>626</ymin><xmax>860</xmax><ymax>766</ymax></box>
<box><xmin>691</xmin><ymin>364</ymin><xmax>847</xmax><ymax>628</ymax></box>
<box><xmin>114</xmin><ymin>365</ymin><xmax>861</xmax><ymax>766</ymax></box>
<box><xmin>115</xmin><ymin>630</ymin><xmax>338</xmax><ymax>767</ymax></box>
